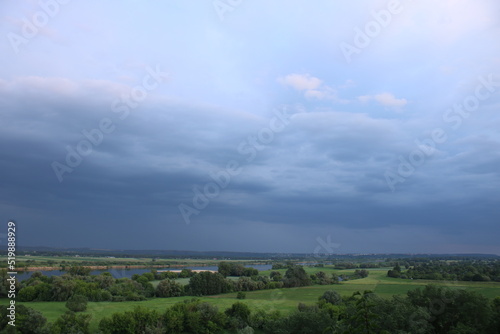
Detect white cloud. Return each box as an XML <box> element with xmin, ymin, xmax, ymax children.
<box><xmin>278</xmin><ymin>73</ymin><xmax>346</xmax><ymax>102</ymax></box>
<box><xmin>278</xmin><ymin>73</ymin><xmax>322</xmax><ymax>91</ymax></box>
<box><xmin>304</xmin><ymin>89</ymin><xmax>327</xmax><ymax>99</ymax></box>
<box><xmin>358</xmin><ymin>92</ymin><xmax>407</xmax><ymax>109</ymax></box>
<box><xmin>374</xmin><ymin>93</ymin><xmax>407</xmax><ymax>108</ymax></box>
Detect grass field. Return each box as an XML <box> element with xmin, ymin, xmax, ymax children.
<box><xmin>2</xmin><ymin>267</ymin><xmax>500</xmax><ymax>332</ymax></box>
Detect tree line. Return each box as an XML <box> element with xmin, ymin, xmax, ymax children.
<box><xmin>387</xmin><ymin>259</ymin><xmax>500</xmax><ymax>281</ymax></box>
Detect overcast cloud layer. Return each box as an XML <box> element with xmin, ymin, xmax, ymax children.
<box><xmin>1</xmin><ymin>0</ymin><xmax>499</xmax><ymax>254</ymax></box>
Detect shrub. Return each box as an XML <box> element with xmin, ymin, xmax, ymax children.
<box><xmin>51</xmin><ymin>311</ymin><xmax>92</xmax><ymax>334</ymax></box>
<box><xmin>225</xmin><ymin>302</ymin><xmax>251</xmax><ymax>328</ymax></box>
<box><xmin>319</xmin><ymin>290</ymin><xmax>342</xmax><ymax>305</ymax></box>
<box><xmin>66</xmin><ymin>294</ymin><xmax>88</xmax><ymax>312</ymax></box>
<box><xmin>155</xmin><ymin>279</ymin><xmax>183</xmax><ymax>298</ymax></box>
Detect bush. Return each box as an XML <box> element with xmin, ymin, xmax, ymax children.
<box><xmin>66</xmin><ymin>294</ymin><xmax>88</xmax><ymax>312</ymax></box>
<box><xmin>68</xmin><ymin>266</ymin><xmax>92</xmax><ymax>276</ymax></box>
<box><xmin>319</xmin><ymin>290</ymin><xmax>343</xmax><ymax>305</ymax></box>
<box><xmin>99</xmin><ymin>306</ymin><xmax>161</xmax><ymax>334</ymax></box>
<box><xmin>225</xmin><ymin>302</ymin><xmax>251</xmax><ymax>329</ymax></box>
<box><xmin>237</xmin><ymin>291</ymin><xmax>246</xmax><ymax>299</ymax></box>
<box><xmin>155</xmin><ymin>279</ymin><xmax>183</xmax><ymax>298</ymax></box>
<box><xmin>188</xmin><ymin>272</ymin><xmax>231</xmax><ymax>296</ymax></box>
<box><xmin>18</xmin><ymin>285</ymin><xmax>37</xmax><ymax>302</ymax></box>
<box><xmin>285</xmin><ymin>308</ymin><xmax>336</xmax><ymax>333</ymax></box>
<box><xmin>283</xmin><ymin>265</ymin><xmax>311</xmax><ymax>288</ymax></box>
<box><xmin>51</xmin><ymin>311</ymin><xmax>92</xmax><ymax>334</ymax></box>
<box><xmin>0</xmin><ymin>305</ymin><xmax>47</xmax><ymax>333</ymax></box>
<box><xmin>238</xmin><ymin>326</ymin><xmax>255</xmax><ymax>334</ymax></box>
<box><xmin>354</xmin><ymin>269</ymin><xmax>369</xmax><ymax>278</ymax></box>
<box><xmin>270</xmin><ymin>271</ymin><xmax>282</xmax><ymax>282</ymax></box>
<box><xmin>142</xmin><ymin>272</ymin><xmax>155</xmax><ymax>281</ymax></box>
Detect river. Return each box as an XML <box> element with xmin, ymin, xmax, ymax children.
<box><xmin>14</xmin><ymin>264</ymin><xmax>273</xmax><ymax>281</ymax></box>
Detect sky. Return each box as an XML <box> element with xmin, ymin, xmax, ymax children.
<box><xmin>1</xmin><ymin>0</ymin><xmax>499</xmax><ymax>255</ymax></box>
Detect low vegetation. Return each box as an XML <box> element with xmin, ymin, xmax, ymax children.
<box><xmin>3</xmin><ymin>286</ymin><xmax>500</xmax><ymax>333</ymax></box>
<box><xmin>387</xmin><ymin>259</ymin><xmax>500</xmax><ymax>281</ymax></box>
<box><xmin>1</xmin><ymin>255</ymin><xmax>500</xmax><ymax>333</ymax></box>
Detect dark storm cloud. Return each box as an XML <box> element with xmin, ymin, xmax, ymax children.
<box><xmin>1</xmin><ymin>0</ymin><xmax>500</xmax><ymax>255</ymax></box>
<box><xmin>1</xmin><ymin>75</ymin><xmax>499</xmax><ymax>253</ymax></box>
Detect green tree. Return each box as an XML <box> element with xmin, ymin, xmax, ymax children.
<box><xmin>179</xmin><ymin>268</ymin><xmax>193</xmax><ymax>278</ymax></box>
<box><xmin>238</xmin><ymin>326</ymin><xmax>255</xmax><ymax>334</ymax></box>
<box><xmin>331</xmin><ymin>273</ymin><xmax>340</xmax><ymax>284</ymax></box>
<box><xmin>354</xmin><ymin>270</ymin><xmax>369</xmax><ymax>278</ymax></box>
<box><xmin>68</xmin><ymin>266</ymin><xmax>92</xmax><ymax>276</ymax></box>
<box><xmin>51</xmin><ymin>311</ymin><xmax>92</xmax><ymax>334</ymax></box>
<box><xmin>387</xmin><ymin>263</ymin><xmax>402</xmax><ymax>278</ymax></box>
<box><xmin>163</xmin><ymin>305</ymin><xmax>185</xmax><ymax>333</ymax></box>
<box><xmin>135</xmin><ymin>276</ymin><xmax>155</xmax><ymax>297</ymax></box>
<box><xmin>155</xmin><ymin>278</ymin><xmax>183</xmax><ymax>298</ymax></box>
<box><xmin>0</xmin><ymin>304</ymin><xmax>48</xmax><ymax>333</ymax></box>
<box><xmin>370</xmin><ymin>295</ymin><xmax>431</xmax><ymax>334</ymax></box>
<box><xmin>489</xmin><ymin>297</ymin><xmax>500</xmax><ymax>333</ymax></box>
<box><xmin>194</xmin><ymin>302</ymin><xmax>226</xmax><ymax>333</ymax></box>
<box><xmin>225</xmin><ymin>302</ymin><xmax>251</xmax><ymax>330</ymax></box>
<box><xmin>270</xmin><ymin>271</ymin><xmax>282</xmax><ymax>282</ymax></box>
<box><xmin>283</xmin><ymin>265</ymin><xmax>311</xmax><ymax>288</ymax></box>
<box><xmin>188</xmin><ymin>272</ymin><xmax>231</xmax><ymax>296</ymax></box>
<box><xmin>319</xmin><ymin>290</ymin><xmax>342</xmax><ymax>305</ymax></box>
<box><xmin>286</xmin><ymin>307</ymin><xmax>337</xmax><ymax>334</ymax></box>
<box><xmin>51</xmin><ymin>276</ymin><xmax>76</xmax><ymax>301</ymax></box>
<box><xmin>407</xmin><ymin>285</ymin><xmax>492</xmax><ymax>333</ymax></box>
<box><xmin>348</xmin><ymin>290</ymin><xmax>380</xmax><ymax>334</ymax></box>
<box><xmin>18</xmin><ymin>286</ymin><xmax>37</xmax><ymax>302</ymax></box>
<box><xmin>218</xmin><ymin>262</ymin><xmax>232</xmax><ymax>277</ymax></box>
<box><xmin>161</xmin><ymin>299</ymin><xmax>226</xmax><ymax>333</ymax></box>
<box><xmin>243</xmin><ymin>267</ymin><xmax>259</xmax><ymax>277</ymax></box>
<box><xmin>142</xmin><ymin>272</ymin><xmax>155</xmax><ymax>281</ymax></box>
<box><xmin>65</xmin><ymin>294</ymin><xmax>88</xmax><ymax>312</ymax></box>
<box><xmin>234</xmin><ymin>276</ymin><xmax>262</xmax><ymax>292</ymax></box>
<box><xmin>95</xmin><ymin>272</ymin><xmax>115</xmax><ymax>289</ymax></box>
<box><xmin>316</xmin><ymin>271</ymin><xmax>333</xmax><ymax>285</ymax></box>
<box><xmin>108</xmin><ymin>278</ymin><xmax>146</xmax><ymax>301</ymax></box>
<box><xmin>99</xmin><ymin>306</ymin><xmax>162</xmax><ymax>334</ymax></box>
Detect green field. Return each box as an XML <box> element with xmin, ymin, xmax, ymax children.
<box><xmin>3</xmin><ymin>268</ymin><xmax>500</xmax><ymax>332</ymax></box>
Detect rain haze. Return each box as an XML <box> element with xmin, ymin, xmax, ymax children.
<box><xmin>1</xmin><ymin>0</ymin><xmax>499</xmax><ymax>254</ymax></box>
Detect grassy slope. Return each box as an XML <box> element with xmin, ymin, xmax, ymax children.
<box><xmin>3</xmin><ymin>268</ymin><xmax>500</xmax><ymax>332</ymax></box>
